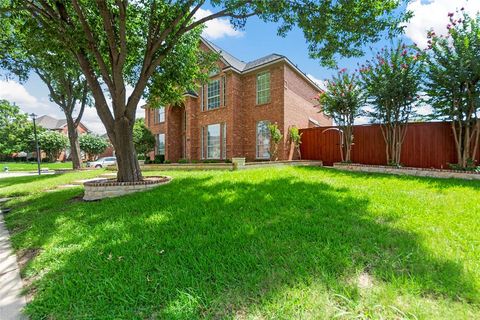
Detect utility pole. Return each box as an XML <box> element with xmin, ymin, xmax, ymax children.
<box><xmin>30</xmin><ymin>113</ymin><xmax>41</xmax><ymax>175</ymax></box>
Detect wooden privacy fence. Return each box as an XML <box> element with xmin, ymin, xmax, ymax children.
<box><xmin>299</xmin><ymin>122</ymin><xmax>480</xmax><ymax>169</ymax></box>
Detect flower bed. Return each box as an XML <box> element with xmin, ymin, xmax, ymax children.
<box><xmin>83</xmin><ymin>176</ymin><xmax>172</xmax><ymax>201</ymax></box>
<box><xmin>333</xmin><ymin>163</ymin><xmax>480</xmax><ymax>180</ymax></box>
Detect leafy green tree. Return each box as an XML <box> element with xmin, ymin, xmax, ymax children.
<box><xmin>360</xmin><ymin>43</ymin><xmax>423</xmax><ymax>166</ymax></box>
<box><xmin>267</xmin><ymin>123</ymin><xmax>283</xmax><ymax>161</ymax></box>
<box><xmin>1</xmin><ymin>1</ymin><xmax>409</xmax><ymax>181</ymax></box>
<box><xmin>425</xmin><ymin>12</ymin><xmax>480</xmax><ymax>169</ymax></box>
<box><xmin>38</xmin><ymin>131</ymin><xmax>69</xmax><ymax>162</ymax></box>
<box><xmin>0</xmin><ymin>100</ymin><xmax>34</xmax><ymax>158</ymax></box>
<box><xmin>133</xmin><ymin>119</ymin><xmax>156</xmax><ymax>159</ymax></box>
<box><xmin>318</xmin><ymin>70</ymin><xmax>365</xmax><ymax>162</ymax></box>
<box><xmin>79</xmin><ymin>134</ymin><xmax>109</xmax><ymax>161</ymax></box>
<box><xmin>0</xmin><ymin>14</ymin><xmax>91</xmax><ymax>170</ymax></box>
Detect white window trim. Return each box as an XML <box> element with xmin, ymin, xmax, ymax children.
<box><xmin>207</xmin><ymin>79</ymin><xmax>221</xmax><ymax>110</ymax></box>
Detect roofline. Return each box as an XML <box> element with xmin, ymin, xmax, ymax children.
<box><xmin>223</xmin><ymin>57</ymin><xmax>322</xmax><ymax>92</ymax></box>
<box><xmin>200</xmin><ymin>38</ymin><xmax>232</xmax><ymax>69</ymax></box>
<box><xmin>201</xmin><ymin>37</ymin><xmax>321</xmax><ymax>92</ymax></box>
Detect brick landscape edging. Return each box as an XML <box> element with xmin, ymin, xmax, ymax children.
<box><xmin>333</xmin><ymin>163</ymin><xmax>480</xmax><ymax>180</ymax></box>
<box><xmin>83</xmin><ymin>176</ymin><xmax>172</xmax><ymax>201</ymax></box>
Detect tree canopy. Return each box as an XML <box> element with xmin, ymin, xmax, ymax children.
<box><xmin>79</xmin><ymin>134</ymin><xmax>109</xmax><ymax>160</ymax></box>
<box><xmin>38</xmin><ymin>130</ymin><xmax>69</xmax><ymax>162</ymax></box>
<box><xmin>318</xmin><ymin>70</ymin><xmax>365</xmax><ymax>162</ymax></box>
<box><xmin>0</xmin><ymin>100</ymin><xmax>35</xmax><ymax>158</ymax></box>
<box><xmin>0</xmin><ymin>0</ymin><xmax>410</xmax><ymax>181</ymax></box>
<box><xmin>425</xmin><ymin>12</ymin><xmax>480</xmax><ymax>169</ymax></box>
<box><xmin>133</xmin><ymin>119</ymin><xmax>156</xmax><ymax>159</ymax></box>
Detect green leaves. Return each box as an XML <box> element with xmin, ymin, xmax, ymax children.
<box><xmin>359</xmin><ymin>43</ymin><xmax>424</xmax><ymax>124</ymax></box>
<box><xmin>38</xmin><ymin>131</ymin><xmax>69</xmax><ymax>162</ymax></box>
<box><xmin>133</xmin><ymin>118</ymin><xmax>155</xmax><ymax>157</ymax></box>
<box><xmin>0</xmin><ymin>100</ymin><xmax>35</xmax><ymax>157</ymax></box>
<box><xmin>79</xmin><ymin>134</ymin><xmax>109</xmax><ymax>158</ymax></box>
<box><xmin>319</xmin><ymin>70</ymin><xmax>366</xmax><ymax>126</ymax></box>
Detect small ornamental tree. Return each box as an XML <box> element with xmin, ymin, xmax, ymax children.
<box><xmin>425</xmin><ymin>12</ymin><xmax>480</xmax><ymax>169</ymax></box>
<box><xmin>38</xmin><ymin>131</ymin><xmax>69</xmax><ymax>162</ymax></box>
<box><xmin>267</xmin><ymin>123</ymin><xmax>283</xmax><ymax>161</ymax></box>
<box><xmin>317</xmin><ymin>70</ymin><xmax>365</xmax><ymax>162</ymax></box>
<box><xmin>133</xmin><ymin>119</ymin><xmax>156</xmax><ymax>159</ymax></box>
<box><xmin>289</xmin><ymin>126</ymin><xmax>303</xmax><ymax>160</ymax></box>
<box><xmin>360</xmin><ymin>43</ymin><xmax>423</xmax><ymax>166</ymax></box>
<box><xmin>79</xmin><ymin>134</ymin><xmax>109</xmax><ymax>161</ymax></box>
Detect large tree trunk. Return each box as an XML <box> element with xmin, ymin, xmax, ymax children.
<box><xmin>111</xmin><ymin>117</ymin><xmax>142</xmax><ymax>182</ymax></box>
<box><xmin>65</xmin><ymin>116</ymin><xmax>82</xmax><ymax>170</ymax></box>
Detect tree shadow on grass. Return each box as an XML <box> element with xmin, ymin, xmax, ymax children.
<box><xmin>298</xmin><ymin>166</ymin><xmax>480</xmax><ymax>191</ymax></box>
<box><xmin>0</xmin><ymin>174</ymin><xmax>65</xmax><ymax>197</ymax></box>
<box><xmin>5</xmin><ymin>172</ymin><xmax>479</xmax><ymax>319</ymax></box>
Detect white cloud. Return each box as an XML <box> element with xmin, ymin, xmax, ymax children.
<box><xmin>0</xmin><ymin>80</ymin><xmax>149</xmax><ymax>134</ymax></box>
<box><xmin>195</xmin><ymin>8</ymin><xmax>244</xmax><ymax>40</ymax></box>
<box><xmin>405</xmin><ymin>0</ymin><xmax>480</xmax><ymax>48</ymax></box>
<box><xmin>0</xmin><ymin>80</ymin><xmax>56</xmax><ymax>117</ymax></box>
<box><xmin>307</xmin><ymin>74</ymin><xmax>327</xmax><ymax>91</ymax></box>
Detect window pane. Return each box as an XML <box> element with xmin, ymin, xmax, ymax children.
<box><xmin>157</xmin><ymin>134</ymin><xmax>165</xmax><ymax>155</ymax></box>
<box><xmin>256</xmin><ymin>72</ymin><xmax>271</xmax><ymax>105</ymax></box>
<box><xmin>207</xmin><ymin>80</ymin><xmax>220</xmax><ymax>110</ymax></box>
<box><xmin>222</xmin><ymin>123</ymin><xmax>226</xmax><ymax>159</ymax></box>
<box><xmin>207</xmin><ymin>124</ymin><xmax>221</xmax><ymax>159</ymax></box>
<box><xmin>159</xmin><ymin>107</ymin><xmax>165</xmax><ymax>122</ymax></box>
<box><xmin>256</xmin><ymin>121</ymin><xmax>270</xmax><ymax>159</ymax></box>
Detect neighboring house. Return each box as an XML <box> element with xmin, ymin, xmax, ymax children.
<box><xmin>145</xmin><ymin>38</ymin><xmax>331</xmax><ymax>162</ymax></box>
<box><xmin>36</xmin><ymin>115</ymin><xmax>90</xmax><ymax>161</ymax></box>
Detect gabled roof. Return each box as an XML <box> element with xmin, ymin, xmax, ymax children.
<box><xmin>36</xmin><ymin>115</ymin><xmax>64</xmax><ymax>130</ymax></box>
<box><xmin>36</xmin><ymin>115</ymin><xmax>90</xmax><ymax>132</ymax></box>
<box><xmin>200</xmin><ymin>37</ymin><xmax>321</xmax><ymax>91</ymax></box>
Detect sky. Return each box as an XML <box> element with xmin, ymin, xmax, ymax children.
<box><xmin>1</xmin><ymin>0</ymin><xmax>479</xmax><ymax>133</ymax></box>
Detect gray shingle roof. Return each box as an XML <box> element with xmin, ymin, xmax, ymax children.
<box><xmin>202</xmin><ymin>38</ymin><xmax>247</xmax><ymax>71</ymax></box>
<box><xmin>36</xmin><ymin>115</ymin><xmax>89</xmax><ymax>132</ymax></box>
<box><xmin>36</xmin><ymin>115</ymin><xmax>65</xmax><ymax>130</ymax></box>
<box><xmin>202</xmin><ymin>38</ymin><xmax>285</xmax><ymax>72</ymax></box>
<box><xmin>244</xmin><ymin>54</ymin><xmax>284</xmax><ymax>71</ymax></box>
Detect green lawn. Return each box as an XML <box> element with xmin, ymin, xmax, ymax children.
<box><xmin>1</xmin><ymin>161</ymin><xmax>75</xmax><ymax>171</ymax></box>
<box><xmin>2</xmin><ymin>167</ymin><xmax>480</xmax><ymax>319</ymax></box>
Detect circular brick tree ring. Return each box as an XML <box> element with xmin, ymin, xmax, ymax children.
<box><xmin>83</xmin><ymin>176</ymin><xmax>172</xmax><ymax>201</ymax></box>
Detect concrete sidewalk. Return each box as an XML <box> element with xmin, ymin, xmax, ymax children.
<box><xmin>0</xmin><ymin>212</ymin><xmax>26</xmax><ymax>319</ymax></box>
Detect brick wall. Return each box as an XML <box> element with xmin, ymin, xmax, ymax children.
<box><xmin>145</xmin><ymin>47</ymin><xmax>331</xmax><ymax>162</ymax></box>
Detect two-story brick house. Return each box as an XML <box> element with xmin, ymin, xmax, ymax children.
<box><xmin>145</xmin><ymin>38</ymin><xmax>331</xmax><ymax>162</ymax></box>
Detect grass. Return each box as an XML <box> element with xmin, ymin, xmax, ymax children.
<box><xmin>0</xmin><ymin>170</ymin><xmax>105</xmax><ymax>197</ymax></box>
<box><xmin>2</xmin><ymin>167</ymin><xmax>480</xmax><ymax>319</ymax></box>
<box><xmin>1</xmin><ymin>161</ymin><xmax>75</xmax><ymax>171</ymax></box>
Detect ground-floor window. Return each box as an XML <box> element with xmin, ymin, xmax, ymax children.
<box><xmin>156</xmin><ymin>133</ymin><xmax>165</xmax><ymax>155</ymax></box>
<box><xmin>201</xmin><ymin>123</ymin><xmax>226</xmax><ymax>159</ymax></box>
<box><xmin>256</xmin><ymin>121</ymin><xmax>270</xmax><ymax>159</ymax></box>
<box><xmin>207</xmin><ymin>124</ymin><xmax>221</xmax><ymax>159</ymax></box>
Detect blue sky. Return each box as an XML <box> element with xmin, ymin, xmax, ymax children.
<box><xmin>1</xmin><ymin>0</ymin><xmax>479</xmax><ymax>133</ymax></box>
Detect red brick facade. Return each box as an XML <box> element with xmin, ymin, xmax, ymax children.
<box><xmin>145</xmin><ymin>40</ymin><xmax>331</xmax><ymax>162</ymax></box>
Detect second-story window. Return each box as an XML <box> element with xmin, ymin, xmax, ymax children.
<box><xmin>158</xmin><ymin>107</ymin><xmax>165</xmax><ymax>123</ymax></box>
<box><xmin>153</xmin><ymin>107</ymin><xmax>165</xmax><ymax>123</ymax></box>
<box><xmin>207</xmin><ymin>80</ymin><xmax>220</xmax><ymax>110</ymax></box>
<box><xmin>256</xmin><ymin>71</ymin><xmax>271</xmax><ymax>105</ymax></box>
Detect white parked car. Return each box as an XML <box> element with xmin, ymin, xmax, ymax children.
<box><xmin>86</xmin><ymin>157</ymin><xmax>117</xmax><ymax>168</ymax></box>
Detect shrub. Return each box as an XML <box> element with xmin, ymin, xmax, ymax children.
<box><xmin>154</xmin><ymin>154</ymin><xmax>165</xmax><ymax>164</ymax></box>
<box><xmin>178</xmin><ymin>158</ymin><xmax>189</xmax><ymax>164</ymax></box>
